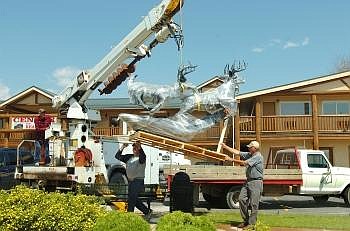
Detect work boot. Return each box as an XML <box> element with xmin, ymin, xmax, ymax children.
<box><xmin>144</xmin><ymin>209</ymin><xmax>153</xmax><ymax>221</ymax></box>
<box><xmin>237</xmin><ymin>222</ymin><xmax>248</xmax><ymax>228</ymax></box>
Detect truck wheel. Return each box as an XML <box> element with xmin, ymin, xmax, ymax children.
<box><xmin>110</xmin><ymin>172</ymin><xmax>128</xmax><ymax>185</ymax></box>
<box><xmin>109</xmin><ymin>172</ymin><xmax>128</xmax><ymax>198</ymax></box>
<box><xmin>226</xmin><ymin>186</ymin><xmax>241</xmax><ymax>209</ymax></box>
<box><xmin>45</xmin><ymin>185</ymin><xmax>57</xmax><ymax>192</ymax></box>
<box><xmin>202</xmin><ymin>193</ymin><xmax>213</xmax><ymax>203</ymax></box>
<box><xmin>313</xmin><ymin>195</ymin><xmax>329</xmax><ymax>203</ymax></box>
<box><xmin>343</xmin><ymin>187</ymin><xmax>350</xmax><ymax>206</ymax></box>
<box><xmin>202</xmin><ymin>193</ymin><xmax>227</xmax><ymax>208</ymax></box>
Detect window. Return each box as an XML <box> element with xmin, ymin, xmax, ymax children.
<box><xmin>307</xmin><ymin>154</ymin><xmax>329</xmax><ymax>168</ymax></box>
<box><xmin>319</xmin><ymin>147</ymin><xmax>333</xmax><ymax>165</ymax></box>
<box><xmin>322</xmin><ymin>101</ymin><xmax>350</xmax><ymax>115</ymax></box>
<box><xmin>0</xmin><ymin>119</ymin><xmax>4</xmax><ymax>129</ymax></box>
<box><xmin>280</xmin><ymin>101</ymin><xmax>311</xmax><ymax>115</ymax></box>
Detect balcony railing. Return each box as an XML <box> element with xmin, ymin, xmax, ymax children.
<box><xmin>2</xmin><ymin>115</ymin><xmax>350</xmax><ymax>148</ymax></box>
<box><xmin>92</xmin><ymin>127</ymin><xmax>122</xmax><ymax>137</ymax></box>
<box><xmin>240</xmin><ymin>115</ymin><xmax>350</xmax><ymax>133</ymax></box>
<box><xmin>0</xmin><ymin>129</ymin><xmax>36</xmax><ymax>148</ymax></box>
<box><xmin>92</xmin><ymin>122</ymin><xmax>230</xmax><ymax>144</ymax></box>
<box><xmin>318</xmin><ymin>115</ymin><xmax>350</xmax><ymax>132</ymax></box>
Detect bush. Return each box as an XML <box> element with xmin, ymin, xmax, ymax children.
<box><xmin>93</xmin><ymin>211</ymin><xmax>150</xmax><ymax>231</ymax></box>
<box><xmin>156</xmin><ymin>211</ymin><xmax>215</xmax><ymax>231</ymax></box>
<box><xmin>0</xmin><ymin>185</ymin><xmax>107</xmax><ymax>231</ymax></box>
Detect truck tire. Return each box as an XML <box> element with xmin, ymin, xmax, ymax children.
<box><xmin>226</xmin><ymin>186</ymin><xmax>241</xmax><ymax>209</ymax></box>
<box><xmin>343</xmin><ymin>187</ymin><xmax>350</xmax><ymax>206</ymax></box>
<box><xmin>202</xmin><ymin>193</ymin><xmax>227</xmax><ymax>208</ymax></box>
<box><xmin>109</xmin><ymin>172</ymin><xmax>128</xmax><ymax>198</ymax></box>
<box><xmin>313</xmin><ymin>195</ymin><xmax>329</xmax><ymax>203</ymax></box>
<box><xmin>110</xmin><ymin>172</ymin><xmax>128</xmax><ymax>185</ymax></box>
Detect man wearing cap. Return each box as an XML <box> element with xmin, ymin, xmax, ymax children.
<box><xmin>221</xmin><ymin>141</ymin><xmax>264</xmax><ymax>229</ymax></box>
<box><xmin>115</xmin><ymin>141</ymin><xmax>152</xmax><ymax>220</ymax></box>
<box><xmin>34</xmin><ymin>108</ymin><xmax>53</xmax><ymax>166</ymax></box>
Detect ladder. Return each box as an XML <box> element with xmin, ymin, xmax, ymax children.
<box><xmin>129</xmin><ymin>131</ymin><xmax>228</xmax><ymax>161</ymax></box>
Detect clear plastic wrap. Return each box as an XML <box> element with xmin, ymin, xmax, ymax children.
<box><xmin>122</xmin><ymin>72</ymin><xmax>243</xmax><ymax>141</ymax></box>
<box><xmin>179</xmin><ymin>77</ymin><xmax>239</xmax><ymax>116</ymax></box>
<box><xmin>127</xmin><ymin>75</ymin><xmax>196</xmax><ymax>114</ymax></box>
<box><xmin>118</xmin><ymin>110</ymin><xmax>226</xmax><ymax>142</ymax></box>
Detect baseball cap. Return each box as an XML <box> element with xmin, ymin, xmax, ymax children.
<box><xmin>247</xmin><ymin>141</ymin><xmax>259</xmax><ymax>149</ymax></box>
<box><xmin>38</xmin><ymin>108</ymin><xmax>46</xmax><ymax>113</ymax></box>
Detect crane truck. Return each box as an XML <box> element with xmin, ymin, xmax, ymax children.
<box><xmin>14</xmin><ymin>0</ymin><xmax>186</xmax><ymax>193</ymax></box>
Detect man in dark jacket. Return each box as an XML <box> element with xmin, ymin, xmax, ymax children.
<box><xmin>115</xmin><ymin>141</ymin><xmax>152</xmax><ymax>219</ymax></box>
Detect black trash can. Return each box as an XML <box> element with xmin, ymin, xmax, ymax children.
<box><xmin>0</xmin><ymin>148</ymin><xmax>17</xmax><ymax>190</ymax></box>
<box><xmin>170</xmin><ymin>172</ymin><xmax>194</xmax><ymax>213</ymax></box>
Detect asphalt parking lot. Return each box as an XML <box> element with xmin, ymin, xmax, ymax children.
<box><xmin>150</xmin><ymin>194</ymin><xmax>350</xmax><ymax>216</ymax></box>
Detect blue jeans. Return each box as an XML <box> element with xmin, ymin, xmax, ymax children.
<box><xmin>127</xmin><ymin>178</ymin><xmax>149</xmax><ymax>215</ymax></box>
<box><xmin>34</xmin><ymin>140</ymin><xmax>50</xmax><ymax>164</ymax></box>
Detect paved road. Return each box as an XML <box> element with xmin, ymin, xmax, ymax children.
<box><xmin>257</xmin><ymin>195</ymin><xmax>349</xmax><ymax>215</ymax></box>
<box><xmin>150</xmin><ymin>195</ymin><xmax>350</xmax><ymax>215</ymax></box>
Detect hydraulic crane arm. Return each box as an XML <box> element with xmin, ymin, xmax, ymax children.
<box><xmin>52</xmin><ymin>0</ymin><xmax>184</xmax><ymax>119</ymax></box>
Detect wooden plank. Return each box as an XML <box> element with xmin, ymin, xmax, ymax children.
<box><xmin>130</xmin><ymin>131</ymin><xmax>228</xmax><ymax>161</ymax></box>
<box><xmin>164</xmin><ymin>165</ymin><xmax>302</xmax><ymax>181</ymax></box>
<box><xmin>216</xmin><ymin>118</ymin><xmax>228</xmax><ymax>152</ymax></box>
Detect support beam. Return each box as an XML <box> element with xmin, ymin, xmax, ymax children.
<box><xmin>255</xmin><ymin>97</ymin><xmax>262</xmax><ymax>144</ymax></box>
<box><xmin>234</xmin><ymin>107</ymin><xmax>240</xmax><ymax>150</ymax></box>
<box><xmin>312</xmin><ymin>94</ymin><xmax>319</xmax><ymax>150</ymax></box>
<box><xmin>216</xmin><ymin>118</ymin><xmax>229</xmax><ymax>153</ymax></box>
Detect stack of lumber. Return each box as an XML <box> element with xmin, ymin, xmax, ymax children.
<box><xmin>130</xmin><ymin>131</ymin><xmax>228</xmax><ymax>161</ymax></box>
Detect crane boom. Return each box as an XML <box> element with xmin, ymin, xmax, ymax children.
<box><xmin>52</xmin><ymin>0</ymin><xmax>184</xmax><ymax>119</ymax></box>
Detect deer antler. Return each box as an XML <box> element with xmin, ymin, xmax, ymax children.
<box><xmin>224</xmin><ymin>60</ymin><xmax>247</xmax><ymax>78</ymax></box>
<box><xmin>232</xmin><ymin>60</ymin><xmax>247</xmax><ymax>73</ymax></box>
<box><xmin>177</xmin><ymin>63</ymin><xmax>198</xmax><ymax>83</ymax></box>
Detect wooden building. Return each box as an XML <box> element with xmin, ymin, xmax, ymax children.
<box><xmin>1</xmin><ymin>71</ymin><xmax>350</xmax><ymax>167</ymax></box>
<box><xmin>236</xmin><ymin>71</ymin><xmax>350</xmax><ymax>167</ymax></box>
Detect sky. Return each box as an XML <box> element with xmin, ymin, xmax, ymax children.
<box><xmin>1</xmin><ymin>0</ymin><xmax>350</xmax><ymax>101</ymax></box>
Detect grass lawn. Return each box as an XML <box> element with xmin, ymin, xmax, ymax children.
<box><xmin>203</xmin><ymin>211</ymin><xmax>350</xmax><ymax>230</ymax></box>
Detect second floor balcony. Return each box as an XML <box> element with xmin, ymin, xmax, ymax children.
<box><xmin>1</xmin><ymin>115</ymin><xmax>349</xmax><ymax>148</ymax></box>
<box><xmin>240</xmin><ymin>115</ymin><xmax>350</xmax><ymax>134</ymax></box>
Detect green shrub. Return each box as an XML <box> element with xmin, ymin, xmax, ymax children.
<box><xmin>93</xmin><ymin>211</ymin><xmax>150</xmax><ymax>231</ymax></box>
<box><xmin>156</xmin><ymin>211</ymin><xmax>215</xmax><ymax>231</ymax></box>
<box><xmin>0</xmin><ymin>185</ymin><xmax>107</xmax><ymax>231</ymax></box>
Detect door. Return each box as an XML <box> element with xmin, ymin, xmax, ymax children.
<box><xmin>302</xmin><ymin>153</ymin><xmax>336</xmax><ymax>193</ymax></box>
<box><xmin>263</xmin><ymin>102</ymin><xmax>275</xmax><ymax>116</ymax></box>
<box><xmin>263</xmin><ymin>102</ymin><xmax>276</xmax><ymax>131</ymax></box>
<box><xmin>143</xmin><ymin>145</ymin><xmax>160</xmax><ymax>185</ymax></box>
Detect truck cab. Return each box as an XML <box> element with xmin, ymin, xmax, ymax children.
<box><xmin>274</xmin><ymin>148</ymin><xmax>350</xmax><ymax>205</ymax></box>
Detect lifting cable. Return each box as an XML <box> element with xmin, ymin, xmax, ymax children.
<box><xmin>178</xmin><ymin>0</ymin><xmax>184</xmax><ymax>67</ymax></box>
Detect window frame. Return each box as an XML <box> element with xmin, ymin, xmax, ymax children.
<box><xmin>307</xmin><ymin>153</ymin><xmax>329</xmax><ymax>168</ymax></box>
<box><xmin>322</xmin><ymin>100</ymin><xmax>350</xmax><ymax>115</ymax></box>
<box><xmin>279</xmin><ymin>101</ymin><xmax>311</xmax><ymax>115</ymax></box>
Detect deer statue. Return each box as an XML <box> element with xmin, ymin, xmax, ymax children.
<box><xmin>119</xmin><ymin>61</ymin><xmax>246</xmax><ymax>141</ymax></box>
<box><xmin>178</xmin><ymin>61</ymin><xmax>246</xmax><ymax>116</ymax></box>
<box><xmin>127</xmin><ymin>63</ymin><xmax>197</xmax><ymax>114</ymax></box>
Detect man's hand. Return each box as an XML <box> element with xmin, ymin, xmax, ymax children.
<box><xmin>224</xmin><ymin>155</ymin><xmax>233</xmax><ymax>161</ymax></box>
<box><xmin>121</xmin><ymin>143</ymin><xmax>129</xmax><ymax>149</ymax></box>
<box><xmin>221</xmin><ymin>143</ymin><xmax>229</xmax><ymax>150</ymax></box>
